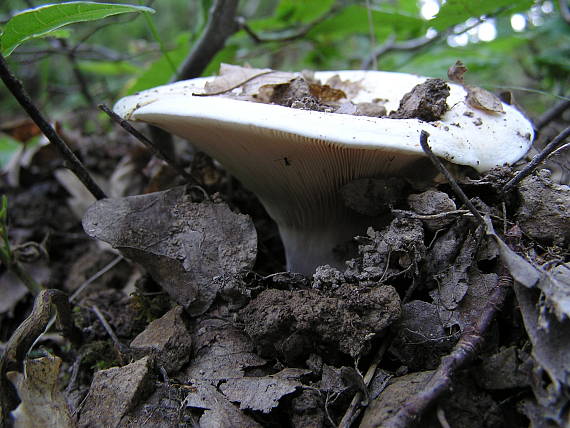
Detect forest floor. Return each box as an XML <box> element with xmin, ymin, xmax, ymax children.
<box><xmin>0</xmin><ymin>82</ymin><xmax>569</xmax><ymax>428</ymax></box>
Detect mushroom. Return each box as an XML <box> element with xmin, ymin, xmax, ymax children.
<box><xmin>113</xmin><ymin>69</ymin><xmax>533</xmax><ymax>275</ymax></box>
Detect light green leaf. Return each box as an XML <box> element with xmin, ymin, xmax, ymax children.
<box><xmin>78</xmin><ymin>60</ymin><xmax>139</xmax><ymax>76</ymax></box>
<box><xmin>430</xmin><ymin>0</ymin><xmax>534</xmax><ymax>31</ymax></box>
<box><xmin>1</xmin><ymin>2</ymin><xmax>155</xmax><ymax>56</ymax></box>
<box><xmin>0</xmin><ymin>135</ymin><xmax>24</xmax><ymax>169</ymax></box>
<box><xmin>126</xmin><ymin>32</ymin><xmax>191</xmax><ymax>95</ymax></box>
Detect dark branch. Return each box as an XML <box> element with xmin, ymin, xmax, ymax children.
<box><xmin>362</xmin><ymin>34</ymin><xmax>440</xmax><ymax>69</ymax></box>
<box><xmin>419</xmin><ymin>131</ymin><xmax>486</xmax><ymax>227</ymax></box>
<box><xmin>238</xmin><ymin>5</ymin><xmax>340</xmax><ymax>44</ymax></box>
<box><xmin>502</xmin><ymin>126</ymin><xmax>570</xmax><ymax>193</ymax></box>
<box><xmin>175</xmin><ymin>0</ymin><xmax>240</xmax><ymax>81</ymax></box>
<box><xmin>0</xmin><ymin>54</ymin><xmax>106</xmax><ymax>200</ymax></box>
<box><xmin>98</xmin><ymin>104</ymin><xmax>202</xmax><ymax>187</ymax></box>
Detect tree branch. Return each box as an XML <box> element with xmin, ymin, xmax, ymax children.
<box><xmin>175</xmin><ymin>0</ymin><xmax>240</xmax><ymax>81</ymax></box>
<box><xmin>0</xmin><ymin>54</ymin><xmax>106</xmax><ymax>200</ymax></box>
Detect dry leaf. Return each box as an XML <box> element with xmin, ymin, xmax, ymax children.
<box><xmin>7</xmin><ymin>354</ymin><xmax>75</xmax><ymax>428</ymax></box>
<box><xmin>447</xmin><ymin>60</ymin><xmax>468</xmax><ymax>84</ymax></box>
<box><xmin>308</xmin><ymin>83</ymin><xmax>346</xmax><ymax>102</ymax></box>
<box><xmin>202</xmin><ymin>63</ymin><xmax>295</xmax><ymax>99</ymax></box>
<box><xmin>465</xmin><ymin>85</ymin><xmax>505</xmax><ymax>114</ymax></box>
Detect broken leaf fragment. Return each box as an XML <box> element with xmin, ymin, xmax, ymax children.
<box><xmin>82</xmin><ymin>186</ymin><xmax>257</xmax><ymax>314</ymax></box>
<box><xmin>447</xmin><ymin>60</ymin><xmax>468</xmax><ymax>85</ymax></box>
<box><xmin>465</xmin><ymin>84</ymin><xmax>505</xmax><ymax>114</ymax></box>
<box><xmin>7</xmin><ymin>354</ymin><xmax>74</xmax><ymax>428</ymax></box>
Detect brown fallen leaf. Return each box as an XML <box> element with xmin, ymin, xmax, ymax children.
<box><xmin>7</xmin><ymin>354</ymin><xmax>75</xmax><ymax>428</ymax></box>
<box><xmin>465</xmin><ymin>84</ymin><xmax>505</xmax><ymax>114</ymax></box>
<box><xmin>447</xmin><ymin>60</ymin><xmax>468</xmax><ymax>85</ymax></box>
<box><xmin>309</xmin><ymin>83</ymin><xmax>347</xmax><ymax>102</ymax></box>
<box><xmin>200</xmin><ymin>63</ymin><xmax>296</xmax><ymax>99</ymax></box>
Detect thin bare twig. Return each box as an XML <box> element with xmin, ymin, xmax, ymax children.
<box><xmin>391</xmin><ymin>209</ymin><xmax>471</xmax><ymax>220</ymax></box>
<box><xmin>338</xmin><ymin>337</ymin><xmax>393</xmax><ymax>428</ymax></box>
<box><xmin>59</xmin><ymin>39</ymin><xmax>95</xmax><ymax>105</ymax></box>
<box><xmin>91</xmin><ymin>305</ymin><xmax>124</xmax><ymax>357</ymax></box>
<box><xmin>419</xmin><ymin>131</ymin><xmax>486</xmax><ymax>227</ymax></box>
<box><xmin>192</xmin><ymin>70</ymin><xmax>276</xmax><ymax>96</ymax></box>
<box><xmin>239</xmin><ymin>5</ymin><xmax>340</xmax><ymax>44</ymax></box>
<box><xmin>0</xmin><ymin>54</ymin><xmax>106</xmax><ymax>200</ymax></box>
<box><xmin>362</xmin><ymin>34</ymin><xmax>439</xmax><ymax>69</ymax></box>
<box><xmin>382</xmin><ymin>273</ymin><xmax>511</xmax><ymax>428</ymax></box>
<box><xmin>70</xmin><ymin>254</ymin><xmax>124</xmax><ymax>302</ymax></box>
<box><xmin>502</xmin><ymin>126</ymin><xmax>570</xmax><ymax>193</ymax></box>
<box><xmin>98</xmin><ymin>104</ymin><xmax>202</xmax><ymax>186</ymax></box>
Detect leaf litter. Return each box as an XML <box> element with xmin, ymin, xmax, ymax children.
<box><xmin>2</xmin><ymin>61</ymin><xmax>569</xmax><ymax>428</ymax></box>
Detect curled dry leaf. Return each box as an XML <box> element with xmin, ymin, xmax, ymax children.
<box><xmin>465</xmin><ymin>85</ymin><xmax>505</xmax><ymax>114</ymax></box>
<box><xmin>447</xmin><ymin>60</ymin><xmax>468</xmax><ymax>85</ymax></box>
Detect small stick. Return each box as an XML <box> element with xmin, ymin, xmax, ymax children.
<box><xmin>419</xmin><ymin>131</ymin><xmax>485</xmax><ymax>227</ymax></box>
<box><xmin>0</xmin><ymin>54</ymin><xmax>106</xmax><ymax>200</ymax></box>
<box><xmin>98</xmin><ymin>104</ymin><xmax>202</xmax><ymax>187</ymax></box>
<box><xmin>502</xmin><ymin>126</ymin><xmax>570</xmax><ymax>193</ymax></box>
<box><xmin>338</xmin><ymin>337</ymin><xmax>392</xmax><ymax>428</ymax></box>
<box><xmin>70</xmin><ymin>255</ymin><xmax>124</xmax><ymax>302</ymax></box>
<box><xmin>91</xmin><ymin>305</ymin><xmax>128</xmax><ymax>362</ymax></box>
<box><xmin>391</xmin><ymin>209</ymin><xmax>471</xmax><ymax>220</ymax></box>
<box><xmin>191</xmin><ymin>70</ymin><xmax>275</xmax><ymax>96</ymax></box>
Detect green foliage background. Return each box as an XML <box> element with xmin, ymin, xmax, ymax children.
<box><xmin>0</xmin><ymin>0</ymin><xmax>568</xmax><ymax>119</ymax></box>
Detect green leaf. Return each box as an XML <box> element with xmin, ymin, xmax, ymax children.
<box><xmin>309</xmin><ymin>5</ymin><xmax>425</xmax><ymax>40</ymax></box>
<box><xmin>78</xmin><ymin>60</ymin><xmax>139</xmax><ymax>76</ymax></box>
<box><xmin>126</xmin><ymin>32</ymin><xmax>191</xmax><ymax>95</ymax></box>
<box><xmin>274</xmin><ymin>0</ymin><xmax>336</xmax><ymax>24</ymax></box>
<box><xmin>0</xmin><ymin>135</ymin><xmax>24</xmax><ymax>169</ymax></box>
<box><xmin>1</xmin><ymin>2</ymin><xmax>155</xmax><ymax>56</ymax></box>
<box><xmin>430</xmin><ymin>0</ymin><xmax>534</xmax><ymax>31</ymax></box>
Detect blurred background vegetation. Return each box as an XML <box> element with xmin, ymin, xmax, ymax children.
<box><xmin>0</xmin><ymin>0</ymin><xmax>568</xmax><ymax>121</ymax></box>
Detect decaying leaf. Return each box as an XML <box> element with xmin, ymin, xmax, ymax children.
<box><xmin>308</xmin><ymin>83</ymin><xmax>346</xmax><ymax>102</ymax></box>
<box><xmin>360</xmin><ymin>371</ymin><xmax>434</xmax><ymax>428</ymax></box>
<box><xmin>78</xmin><ymin>356</ymin><xmax>154</xmax><ymax>428</ymax></box>
<box><xmin>447</xmin><ymin>60</ymin><xmax>468</xmax><ymax>85</ymax></box>
<box><xmin>7</xmin><ymin>354</ymin><xmax>75</xmax><ymax>428</ymax></box>
<box><xmin>219</xmin><ymin>372</ymin><xmax>302</xmax><ymax>413</ymax></box>
<box><xmin>465</xmin><ymin>85</ymin><xmax>504</xmax><ymax>114</ymax></box>
<box><xmin>82</xmin><ymin>186</ymin><xmax>257</xmax><ymax>315</ymax></box>
<box><xmin>201</xmin><ymin>63</ymin><xmax>295</xmax><ymax>98</ymax></box>
<box><xmin>184</xmin><ymin>380</ymin><xmax>263</xmax><ymax>428</ymax></box>
<box><xmin>183</xmin><ymin>318</ymin><xmax>266</xmax><ymax>382</ymax></box>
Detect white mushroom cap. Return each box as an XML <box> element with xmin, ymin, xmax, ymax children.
<box><xmin>114</xmin><ymin>70</ymin><xmax>533</xmax><ymax>274</ymax></box>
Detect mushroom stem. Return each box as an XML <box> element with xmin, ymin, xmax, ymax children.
<box><xmin>278</xmin><ymin>215</ymin><xmax>386</xmax><ymax>274</ymax></box>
